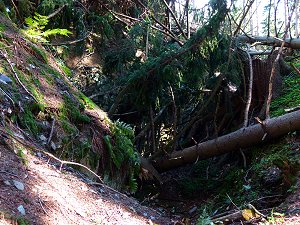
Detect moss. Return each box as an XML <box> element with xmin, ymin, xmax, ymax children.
<box><xmin>60</xmin><ymin>118</ymin><xmax>77</xmax><ymax>135</ymax></box>
<box><xmin>19</xmin><ymin>106</ymin><xmax>40</xmax><ymax>136</ymax></box>
<box><xmin>31</xmin><ymin>44</ymin><xmax>48</xmax><ymax>63</ymax></box>
<box><xmin>58</xmin><ymin>61</ymin><xmax>72</xmax><ymax>77</ymax></box>
<box><xmin>17</xmin><ymin>147</ymin><xmax>28</xmax><ymax>166</ymax></box>
<box><xmin>16</xmin><ymin>217</ymin><xmax>30</xmax><ymax>225</ymax></box>
<box><xmin>61</xmin><ymin>95</ymin><xmax>91</xmax><ymax>125</ymax></box>
<box><xmin>78</xmin><ymin>93</ymin><xmax>97</xmax><ymax>110</ymax></box>
<box><xmin>271</xmin><ymin>75</ymin><xmax>300</xmax><ymax>117</ymax></box>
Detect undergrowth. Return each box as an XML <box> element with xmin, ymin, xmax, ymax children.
<box><xmin>271</xmin><ymin>74</ymin><xmax>300</xmax><ymax>117</ymax></box>
<box><xmin>104</xmin><ymin>120</ymin><xmax>140</xmax><ymax>192</ymax></box>
<box><xmin>183</xmin><ymin>137</ymin><xmax>300</xmax><ymax>223</ymax></box>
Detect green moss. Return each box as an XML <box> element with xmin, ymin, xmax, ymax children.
<box><xmin>271</xmin><ymin>75</ymin><xmax>300</xmax><ymax>117</ymax></box>
<box><xmin>17</xmin><ymin>147</ymin><xmax>28</xmax><ymax>166</ymax></box>
<box><xmin>61</xmin><ymin>95</ymin><xmax>91</xmax><ymax>124</ymax></box>
<box><xmin>58</xmin><ymin>61</ymin><xmax>72</xmax><ymax>77</ymax></box>
<box><xmin>31</xmin><ymin>44</ymin><xmax>48</xmax><ymax>63</ymax></box>
<box><xmin>19</xmin><ymin>106</ymin><xmax>40</xmax><ymax>136</ymax></box>
<box><xmin>79</xmin><ymin>93</ymin><xmax>97</xmax><ymax>110</ymax></box>
<box><xmin>16</xmin><ymin>217</ymin><xmax>30</xmax><ymax>225</ymax></box>
<box><xmin>0</xmin><ymin>23</ymin><xmax>5</xmax><ymax>34</ymax></box>
<box><xmin>60</xmin><ymin>118</ymin><xmax>77</xmax><ymax>135</ymax></box>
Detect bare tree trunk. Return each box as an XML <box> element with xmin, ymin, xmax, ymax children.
<box><xmin>295</xmin><ymin>0</ymin><xmax>299</xmax><ymax>37</ymax></box>
<box><xmin>185</xmin><ymin>0</ymin><xmax>190</xmax><ymax>39</ymax></box>
<box><xmin>153</xmin><ymin>109</ymin><xmax>300</xmax><ymax>172</ymax></box>
<box><xmin>265</xmin><ymin>1</ymin><xmax>295</xmax><ymax>119</ymax></box>
<box><xmin>249</xmin><ymin>3</ymin><xmax>254</xmax><ymax>35</ymax></box>
<box><xmin>243</xmin><ymin>47</ymin><xmax>253</xmax><ymax>127</ymax></box>
<box><xmin>255</xmin><ymin>0</ymin><xmax>259</xmax><ymax>35</ymax></box>
<box><xmin>268</xmin><ymin>0</ymin><xmax>272</xmax><ymax>36</ymax></box>
<box><xmin>236</xmin><ymin>35</ymin><xmax>300</xmax><ymax>49</ymax></box>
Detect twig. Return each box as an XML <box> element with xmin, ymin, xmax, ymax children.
<box><xmin>162</xmin><ymin>0</ymin><xmax>187</xmax><ymax>39</ymax></box>
<box><xmin>239</xmin><ymin>149</ymin><xmax>247</xmax><ymax>168</ymax></box>
<box><xmin>43</xmin><ymin>32</ymin><xmax>91</xmax><ymax>46</ymax></box>
<box><xmin>226</xmin><ymin>193</ymin><xmax>240</xmax><ymax>210</ymax></box>
<box><xmin>0</xmin><ymin>86</ymin><xmax>14</xmax><ymax>105</ymax></box>
<box><xmin>265</xmin><ymin>1</ymin><xmax>296</xmax><ymax>119</ymax></box>
<box><xmin>38</xmin><ymin>193</ymin><xmax>48</xmax><ymax>215</ymax></box>
<box><xmin>0</xmin><ymin>49</ymin><xmax>37</xmax><ymax>102</ymax></box>
<box><xmin>47</xmin><ymin>117</ymin><xmax>55</xmax><ymax>145</ymax></box>
<box><xmin>0</xmin><ymin>170</ymin><xmax>19</xmax><ymax>178</ymax></box>
<box><xmin>47</xmin><ymin>4</ymin><xmax>66</xmax><ymax>19</ymax></box>
<box><xmin>0</xmin><ymin>127</ymin><xmax>103</xmax><ymax>183</ymax></box>
<box><xmin>243</xmin><ymin>45</ymin><xmax>253</xmax><ymax>127</ymax></box>
<box><xmin>291</xmin><ymin>64</ymin><xmax>300</xmax><ymax>77</ymax></box>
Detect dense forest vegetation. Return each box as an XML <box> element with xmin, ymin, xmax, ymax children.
<box><xmin>1</xmin><ymin>0</ymin><xmax>300</xmax><ymax>224</ymax></box>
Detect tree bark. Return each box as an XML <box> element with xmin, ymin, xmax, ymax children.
<box><xmin>153</xmin><ymin>109</ymin><xmax>300</xmax><ymax>172</ymax></box>
<box><xmin>236</xmin><ymin>35</ymin><xmax>300</xmax><ymax>49</ymax></box>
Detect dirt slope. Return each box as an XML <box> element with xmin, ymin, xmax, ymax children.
<box><xmin>0</xmin><ymin>143</ymin><xmax>172</xmax><ymax>224</ymax></box>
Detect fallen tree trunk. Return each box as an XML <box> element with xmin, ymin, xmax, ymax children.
<box><xmin>236</xmin><ymin>35</ymin><xmax>300</xmax><ymax>49</ymax></box>
<box><xmin>153</xmin><ymin>110</ymin><xmax>300</xmax><ymax>172</ymax></box>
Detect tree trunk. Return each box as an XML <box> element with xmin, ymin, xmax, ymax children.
<box><xmin>236</xmin><ymin>35</ymin><xmax>300</xmax><ymax>49</ymax></box>
<box><xmin>153</xmin><ymin>109</ymin><xmax>300</xmax><ymax>172</ymax></box>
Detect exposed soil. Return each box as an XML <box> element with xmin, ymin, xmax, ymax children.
<box><xmin>0</xmin><ymin>143</ymin><xmax>174</xmax><ymax>225</ymax></box>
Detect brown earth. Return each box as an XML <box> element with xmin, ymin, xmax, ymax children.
<box><xmin>0</xmin><ymin>143</ymin><xmax>174</xmax><ymax>225</ymax></box>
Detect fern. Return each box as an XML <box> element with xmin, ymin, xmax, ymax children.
<box><xmin>103</xmin><ymin>120</ymin><xmax>140</xmax><ymax>192</ymax></box>
<box><xmin>23</xmin><ymin>12</ymin><xmax>72</xmax><ymax>43</ymax></box>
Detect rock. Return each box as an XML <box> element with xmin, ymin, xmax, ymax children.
<box><xmin>36</xmin><ymin>152</ymin><xmax>42</xmax><ymax>157</ymax></box>
<box><xmin>188</xmin><ymin>206</ymin><xmax>198</xmax><ymax>215</ymax></box>
<box><xmin>0</xmin><ymin>74</ymin><xmax>12</xmax><ymax>84</ymax></box>
<box><xmin>150</xmin><ymin>216</ymin><xmax>156</xmax><ymax>220</ymax></box>
<box><xmin>39</xmin><ymin>135</ymin><xmax>47</xmax><ymax>142</ymax></box>
<box><xmin>13</xmin><ymin>180</ymin><xmax>25</xmax><ymax>191</ymax></box>
<box><xmin>17</xmin><ymin>205</ymin><xmax>26</xmax><ymax>215</ymax></box>
<box><xmin>261</xmin><ymin>166</ymin><xmax>282</xmax><ymax>185</ymax></box>
<box><xmin>13</xmin><ymin>132</ymin><xmax>24</xmax><ymax>140</ymax></box>
<box><xmin>50</xmin><ymin>141</ymin><xmax>57</xmax><ymax>151</ymax></box>
<box><xmin>4</xmin><ymin>180</ymin><xmax>11</xmax><ymax>186</ymax></box>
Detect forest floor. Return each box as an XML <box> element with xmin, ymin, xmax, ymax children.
<box><xmin>2</xmin><ymin>139</ymin><xmax>300</xmax><ymax>225</ymax></box>
<box><xmin>0</xmin><ymin>143</ymin><xmax>175</xmax><ymax>225</ymax></box>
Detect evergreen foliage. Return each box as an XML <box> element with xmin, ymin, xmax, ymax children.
<box><xmin>103</xmin><ymin>120</ymin><xmax>140</xmax><ymax>192</ymax></box>
<box><xmin>23</xmin><ymin>12</ymin><xmax>72</xmax><ymax>43</ymax></box>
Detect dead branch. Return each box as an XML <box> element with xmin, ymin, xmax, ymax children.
<box><xmin>265</xmin><ymin>2</ymin><xmax>296</xmax><ymax>119</ymax></box>
<box><xmin>0</xmin><ymin>49</ymin><xmax>37</xmax><ymax>102</ymax></box>
<box><xmin>162</xmin><ymin>0</ymin><xmax>188</xmax><ymax>39</ymax></box>
<box><xmin>233</xmin><ymin>0</ymin><xmax>255</xmax><ymax>36</ymax></box>
<box><xmin>47</xmin><ymin>117</ymin><xmax>55</xmax><ymax>145</ymax></box>
<box><xmin>243</xmin><ymin>46</ymin><xmax>253</xmax><ymax>127</ymax></box>
<box><xmin>0</xmin><ymin>86</ymin><xmax>14</xmax><ymax>105</ymax></box>
<box><xmin>0</xmin><ymin>126</ymin><xmax>103</xmax><ymax>183</ymax></box>
<box><xmin>134</xmin><ymin>105</ymin><xmax>167</xmax><ymax>142</ymax></box>
<box><xmin>47</xmin><ymin>4</ymin><xmax>66</xmax><ymax>19</ymax></box>
<box><xmin>291</xmin><ymin>64</ymin><xmax>300</xmax><ymax>76</ymax></box>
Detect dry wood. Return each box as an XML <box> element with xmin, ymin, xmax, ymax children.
<box><xmin>153</xmin><ymin>109</ymin><xmax>300</xmax><ymax>172</ymax></box>
<box><xmin>0</xmin><ymin>49</ymin><xmax>37</xmax><ymax>102</ymax></box>
<box><xmin>243</xmin><ymin>47</ymin><xmax>253</xmax><ymax>127</ymax></box>
<box><xmin>265</xmin><ymin>1</ymin><xmax>296</xmax><ymax>119</ymax></box>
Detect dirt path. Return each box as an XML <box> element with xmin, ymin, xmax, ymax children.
<box><xmin>0</xmin><ymin>145</ymin><xmax>172</xmax><ymax>225</ymax></box>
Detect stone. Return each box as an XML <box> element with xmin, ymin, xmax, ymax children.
<box><xmin>188</xmin><ymin>206</ymin><xmax>198</xmax><ymax>215</ymax></box>
<box><xmin>0</xmin><ymin>74</ymin><xmax>12</xmax><ymax>84</ymax></box>
<box><xmin>17</xmin><ymin>205</ymin><xmax>26</xmax><ymax>215</ymax></box>
<box><xmin>50</xmin><ymin>141</ymin><xmax>57</xmax><ymax>151</ymax></box>
<box><xmin>39</xmin><ymin>135</ymin><xmax>47</xmax><ymax>142</ymax></box>
<box><xmin>13</xmin><ymin>180</ymin><xmax>25</xmax><ymax>191</ymax></box>
<box><xmin>4</xmin><ymin>180</ymin><xmax>11</xmax><ymax>186</ymax></box>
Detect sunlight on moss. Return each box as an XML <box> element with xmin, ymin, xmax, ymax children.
<box><xmin>271</xmin><ymin>75</ymin><xmax>300</xmax><ymax>117</ymax></box>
